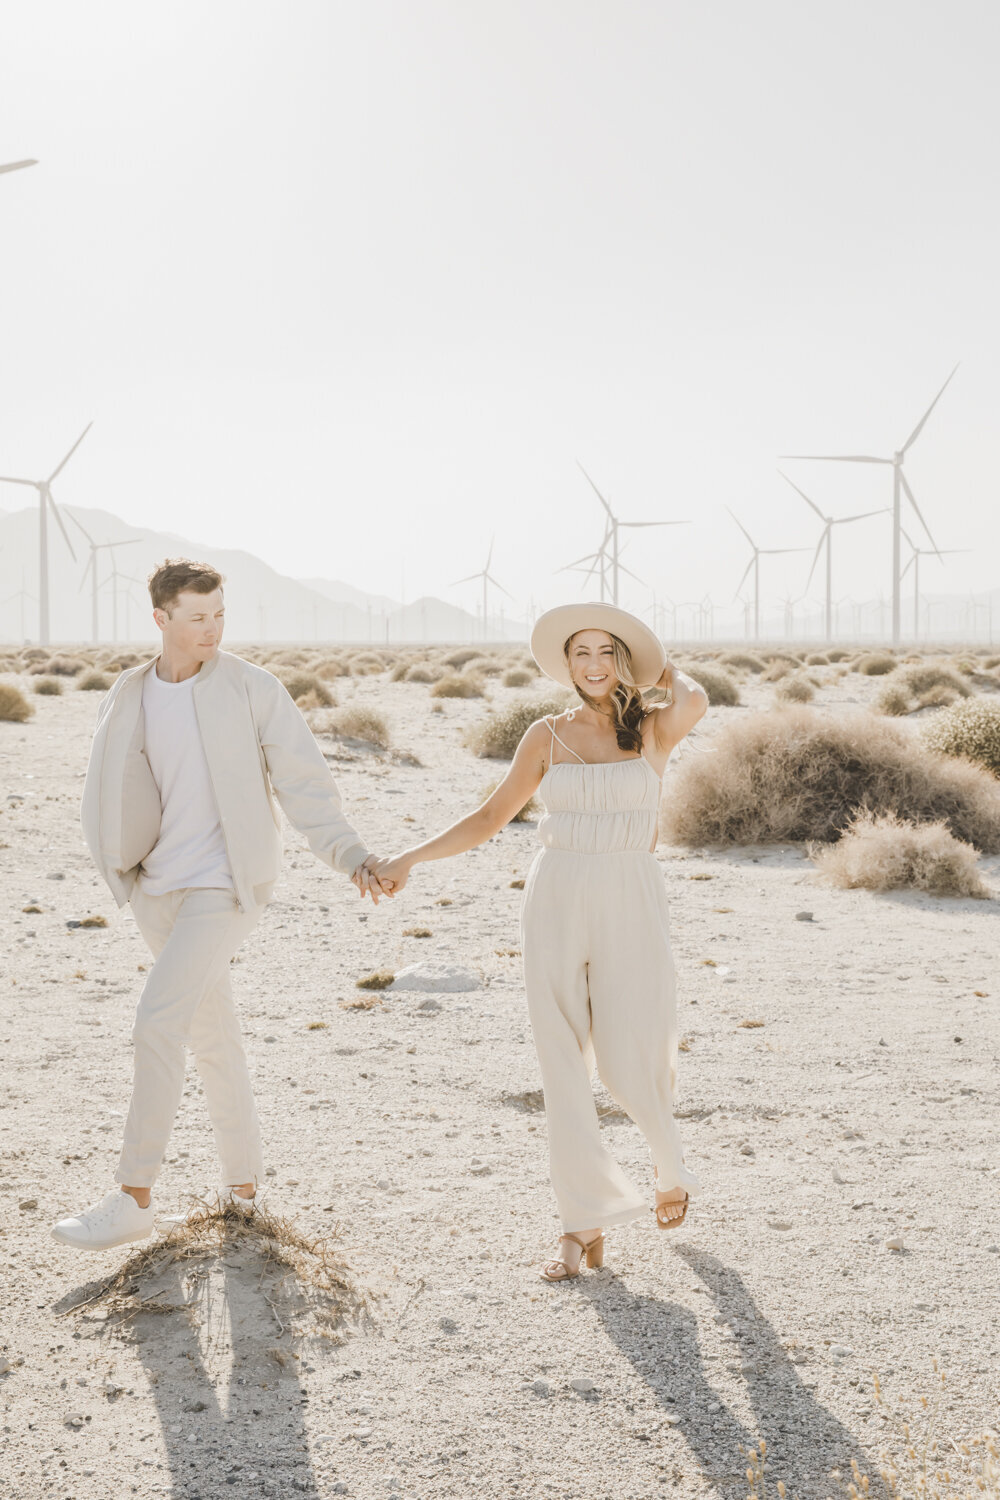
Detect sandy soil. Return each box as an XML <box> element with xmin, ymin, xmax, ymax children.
<box><xmin>1</xmin><ymin>659</ymin><xmax>998</xmax><ymax>1500</ymax></box>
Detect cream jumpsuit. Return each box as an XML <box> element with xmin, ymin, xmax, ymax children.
<box><xmin>519</xmin><ymin>717</ymin><xmax>702</xmax><ymax>1232</ymax></box>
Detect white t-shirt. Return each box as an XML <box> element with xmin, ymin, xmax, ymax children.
<box><xmin>139</xmin><ymin>666</ymin><xmax>233</xmax><ymax>895</ymax></box>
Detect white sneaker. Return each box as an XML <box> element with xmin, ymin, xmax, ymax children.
<box><xmin>51</xmin><ymin>1190</ymin><xmax>154</xmax><ymax>1251</ymax></box>
<box><xmin>161</xmin><ymin>1188</ymin><xmax>259</xmax><ymax>1228</ymax></box>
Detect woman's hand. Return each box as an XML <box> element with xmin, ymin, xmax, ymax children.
<box><xmin>368</xmin><ymin>853</ymin><xmax>413</xmax><ymax>893</ymax></box>
<box><xmin>653</xmin><ymin>659</ymin><xmax>676</xmax><ymax>699</ymax></box>
<box><xmin>351</xmin><ymin>859</ymin><xmax>394</xmax><ymax>905</ymax></box>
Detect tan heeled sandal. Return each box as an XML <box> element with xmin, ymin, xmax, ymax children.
<box><xmin>540</xmin><ymin>1231</ymin><xmax>605</xmax><ymax>1282</ymax></box>
<box><xmin>654</xmin><ymin>1191</ymin><xmax>689</xmax><ymax>1230</ymax></box>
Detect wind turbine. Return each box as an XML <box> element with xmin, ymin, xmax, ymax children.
<box><xmin>67</xmin><ymin>512</ymin><xmax>141</xmax><ymax>643</ymax></box>
<box><xmin>777</xmin><ymin>470</ymin><xmax>886</xmax><ymax>642</ymax></box>
<box><xmin>576</xmin><ymin>463</ymin><xmax>687</xmax><ymax>607</ymax></box>
<box><xmin>728</xmin><ymin>510</ymin><xmax>808</xmax><ymax>641</ymax></box>
<box><xmin>451</xmin><ymin>537</ymin><xmax>512</xmax><ymax>642</ymax></box>
<box><xmin>0</xmin><ymin>424</ymin><xmax>91</xmax><ymax>645</ymax></box>
<box><xmin>780</xmin><ymin>365</ymin><xmax>959</xmax><ymax>645</ymax></box>
<box><xmin>0</xmin><ymin>160</ymin><xmax>38</xmax><ymax>176</ymax></box>
<box><xmin>1</xmin><ymin>570</ymin><xmax>38</xmax><ymax>642</ymax></box>
<box><xmin>900</xmin><ymin>525</ymin><xmax>969</xmax><ymax>642</ymax></box>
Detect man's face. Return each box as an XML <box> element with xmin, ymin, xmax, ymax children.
<box><xmin>154</xmin><ymin>588</ymin><xmax>225</xmax><ymax>660</ymax></box>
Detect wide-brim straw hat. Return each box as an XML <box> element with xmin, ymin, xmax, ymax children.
<box><xmin>530</xmin><ymin>602</ymin><xmax>666</xmax><ymax>691</ymax></box>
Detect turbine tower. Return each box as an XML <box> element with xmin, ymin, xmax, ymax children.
<box><xmin>0</xmin><ymin>424</ymin><xmax>91</xmax><ymax>645</ymax></box>
<box><xmin>576</xmin><ymin>463</ymin><xmax>687</xmax><ymax>607</ymax></box>
<box><xmin>900</xmin><ymin>526</ymin><xmax>969</xmax><ymax>643</ymax></box>
<box><xmin>780</xmin><ymin>365</ymin><xmax>959</xmax><ymax>645</ymax></box>
<box><xmin>778</xmin><ymin>470</ymin><xmax>886</xmax><ymax>642</ymax></box>
<box><xmin>729</xmin><ymin>510</ymin><xmax>808</xmax><ymax>641</ymax></box>
<box><xmin>67</xmin><ymin>512</ymin><xmax>141</xmax><ymax>644</ymax></box>
<box><xmin>451</xmin><ymin>537</ymin><xmax>512</xmax><ymax>642</ymax></box>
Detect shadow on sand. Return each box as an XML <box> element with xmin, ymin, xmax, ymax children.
<box><xmin>576</xmin><ymin>1242</ymin><xmax>884</xmax><ymax>1498</ymax></box>
<box><xmin>54</xmin><ymin>1203</ymin><xmax>369</xmax><ymax>1499</ymax></box>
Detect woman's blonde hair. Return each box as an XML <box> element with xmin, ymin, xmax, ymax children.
<box><xmin>564</xmin><ymin>630</ymin><xmax>647</xmax><ymax>753</ymax></box>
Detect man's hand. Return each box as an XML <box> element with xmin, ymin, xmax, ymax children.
<box><xmin>351</xmin><ymin>859</ymin><xmax>395</xmax><ymax>905</ymax></box>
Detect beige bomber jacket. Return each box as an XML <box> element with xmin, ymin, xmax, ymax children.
<box><xmin>80</xmin><ymin>650</ymin><xmax>369</xmax><ymax>912</ymax></box>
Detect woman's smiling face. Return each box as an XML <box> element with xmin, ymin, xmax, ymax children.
<box><xmin>566</xmin><ymin>629</ymin><xmax>618</xmax><ymax>700</ymax></box>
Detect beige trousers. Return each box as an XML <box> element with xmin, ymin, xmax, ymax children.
<box><xmin>116</xmin><ymin>884</ymin><xmax>262</xmax><ymax>1189</ymax></box>
<box><xmin>521</xmin><ymin>848</ymin><xmax>702</xmax><ymax>1233</ymax></box>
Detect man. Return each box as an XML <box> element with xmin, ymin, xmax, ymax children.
<box><xmin>52</xmin><ymin>559</ymin><xmax>388</xmax><ymax>1251</ymax></box>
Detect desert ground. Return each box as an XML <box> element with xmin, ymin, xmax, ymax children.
<box><xmin>1</xmin><ymin>643</ymin><xmax>998</xmax><ymax>1500</ymax></box>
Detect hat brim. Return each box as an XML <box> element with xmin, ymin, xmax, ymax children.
<box><xmin>530</xmin><ymin>603</ymin><xmax>666</xmax><ymax>691</ymax></box>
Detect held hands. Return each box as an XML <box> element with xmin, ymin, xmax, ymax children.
<box><xmin>366</xmin><ymin>853</ymin><xmax>412</xmax><ymax>894</ymax></box>
<box><xmin>350</xmin><ymin>858</ymin><xmax>395</xmax><ymax>906</ymax></box>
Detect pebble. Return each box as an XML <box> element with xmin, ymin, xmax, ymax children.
<box><xmin>18</xmin><ymin>1199</ymin><xmax>38</xmax><ymax>1211</ymax></box>
<box><xmin>886</xmin><ymin>1236</ymin><xmax>905</xmax><ymax>1251</ymax></box>
<box><xmin>351</xmin><ymin>1428</ymin><xmax>372</xmax><ymax>1441</ymax></box>
<box><xmin>831</xmin><ymin>1169</ymin><xmax>851</xmax><ymax>1184</ymax></box>
<box><xmin>439</xmin><ymin>1317</ymin><xmax>458</xmax><ymax>1333</ymax></box>
<box><xmin>64</xmin><ymin>1413</ymin><xmax>86</xmax><ymax>1428</ymax></box>
<box><xmin>263</xmin><ymin>1035</ymin><xmax>277</xmax><ymax>1043</ymax></box>
<box><xmin>46</xmin><ymin>871</ymin><xmax>66</xmax><ymax>880</ymax></box>
<box><xmin>469</xmin><ymin>1163</ymin><xmax>492</xmax><ymax>1176</ymax></box>
<box><xmin>332</xmin><ymin>1486</ymin><xmax>348</xmax><ymax>1495</ymax></box>
<box><xmin>794</xmin><ymin>911</ymin><xmax>814</xmax><ymax>921</ymax></box>
<box><xmin>767</xmin><ymin>1219</ymin><xmax>793</xmax><ymax>1231</ymax></box>
<box><xmin>569</xmin><ymin>1377</ymin><xmax>596</xmax><ymax>1394</ymax></box>
<box><xmin>829</xmin><ymin>1344</ymin><xmax>853</xmax><ymax>1359</ymax></box>
<box><xmin>739</xmin><ymin>1143</ymin><xmax>755</xmax><ymax>1156</ymax></box>
<box><xmin>0</xmin><ymin>1357</ymin><xmax>11</xmax><ymax>1375</ymax></box>
<box><xmin>531</xmin><ymin>1380</ymin><xmax>550</xmax><ymax>1397</ymax></box>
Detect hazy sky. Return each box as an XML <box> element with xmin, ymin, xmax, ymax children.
<box><xmin>1</xmin><ymin>0</ymin><xmax>997</xmax><ymax>626</ymax></box>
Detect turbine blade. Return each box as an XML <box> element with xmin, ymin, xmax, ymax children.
<box><xmin>833</xmin><ymin>509</ymin><xmax>888</xmax><ymax>524</ymax></box>
<box><xmin>900</xmin><ymin>555</ymin><xmax>914</xmax><ymax>580</ymax></box>
<box><xmin>79</xmin><ymin>553</ymin><xmax>94</xmax><ymax>591</ymax></box>
<box><xmin>733</xmin><ymin>558</ymin><xmax>754</xmax><ymax>599</ymax></box>
<box><xmin>899</xmin><ymin>471</ymin><xmax>940</xmax><ymax>555</ymax></box>
<box><xmin>618</xmin><ymin>563</ymin><xmax>647</xmax><ymax>586</ymax></box>
<box><xmin>47</xmin><ymin>422</ymin><xmax>93</xmax><ymax>483</ymax></box>
<box><xmin>484</xmin><ymin>536</ymin><xmax>495</xmax><ymax>572</ymax></box>
<box><xmin>726</xmin><ymin>507</ymin><xmax>756</xmax><ymax>549</ymax></box>
<box><xmin>0</xmin><ymin>159</ymin><xmax>38</xmax><ymax>175</ymax></box>
<box><xmin>66</xmin><ymin>509</ymin><xmax>96</xmax><ymax>546</ymax></box>
<box><xmin>0</xmin><ymin>475</ymin><xmax>37</xmax><ymax>487</ymax></box>
<box><xmin>576</xmin><ymin>461</ymin><xmax>614</xmax><ymax>519</ymax></box>
<box><xmin>777</xmin><ymin>469</ymin><xmax>828</xmax><ymax>521</ymax></box>
<box><xmin>900</xmin><ymin>363</ymin><xmax>960</xmax><ymax>454</ymax></box>
<box><xmin>47</xmin><ymin>493</ymin><xmax>78</xmax><ymax>561</ymax></box>
<box><xmin>804</xmin><ymin>530</ymin><xmax>828</xmax><ymax>591</ymax></box>
<box><xmin>778</xmin><ymin>454</ymin><xmax>891</xmax><ymax>464</ymax></box>
<box><xmin>450</xmin><ymin>571</ymin><xmax>482</xmax><ymax>587</ymax></box>
<box><xmin>485</xmin><ymin>574</ymin><xmax>514</xmax><ymax>600</ymax></box>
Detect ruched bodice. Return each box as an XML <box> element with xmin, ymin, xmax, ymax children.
<box><xmin>537</xmin><ymin>758</ymin><xmax>661</xmax><ymax>854</ymax></box>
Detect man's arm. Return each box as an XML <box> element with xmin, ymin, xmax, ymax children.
<box><xmin>251</xmin><ymin>673</ymin><xmax>370</xmax><ymax>877</ymax></box>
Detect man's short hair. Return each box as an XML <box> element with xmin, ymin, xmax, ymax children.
<box><xmin>148</xmin><ymin>559</ymin><xmax>225</xmax><ymax>614</ymax></box>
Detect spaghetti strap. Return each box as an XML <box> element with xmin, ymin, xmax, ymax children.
<box><xmin>545</xmin><ymin>715</ymin><xmax>587</xmax><ymax>766</ymax></box>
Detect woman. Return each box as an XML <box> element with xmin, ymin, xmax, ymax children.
<box><xmin>368</xmin><ymin>603</ymin><xmax>708</xmax><ymax>1280</ymax></box>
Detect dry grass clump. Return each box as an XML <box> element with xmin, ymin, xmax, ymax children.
<box><xmin>761</xmin><ymin>658</ymin><xmax>793</xmax><ymax>682</ymax></box>
<box><xmin>347</xmin><ymin>652</ymin><xmax>388</xmax><ymax>676</ymax></box>
<box><xmin>430</xmin><ymin>672</ymin><xmax>485</xmax><ymax>699</ymax></box>
<box><xmin>0</xmin><ymin>682</ymin><xmax>34</xmax><ymax>721</ymax></box>
<box><xmin>805</xmin><ymin>652</ymin><xmax>829</xmax><ymax>665</ymax></box>
<box><xmin>67</xmin><ymin>1196</ymin><xmax>366</xmax><ymax>1340</ymax></box>
<box><xmin>857</xmin><ymin>652</ymin><xmax>897</xmax><ymax>675</ymax></box>
<box><xmin>443</xmin><ymin>646</ymin><xmax>481</xmax><ymax>669</ymax></box>
<box><xmin>775</xmin><ymin>673</ymin><xmax>815</xmax><ymax>703</ymax></box>
<box><xmin>356</xmin><ymin>968</ymin><xmax>395</xmax><ymax>990</ymax></box>
<box><xmin>825</xmin><ymin>647</ymin><xmax>851</xmax><ymax>662</ymax></box>
<box><xmin>660</xmin><ymin>705</ymin><xmax>1000</xmax><ymax>852</ymax></box>
<box><xmin>681</xmin><ymin>664</ymin><xmax>740</xmax><ymax>706</ymax></box>
<box><xmin>275</xmin><ymin>669</ymin><xmax>336</xmax><ymax>707</ymax></box>
<box><xmin>460</xmin><ymin>653</ymin><xmax>506</xmax><ymax>677</ymax></box>
<box><xmin>922</xmin><ymin>697</ymin><xmax>1000</xmax><ymax>777</ymax></box>
<box><xmin>503</xmin><ymin>666</ymin><xmax>536</xmax><ymax>687</ymax></box>
<box><xmin>720</xmin><ymin>651</ymin><xmax>764</xmax><ymax>674</ymax></box>
<box><xmin>324</xmin><ymin>705</ymin><xmax>390</xmax><ymax>748</ymax></box>
<box><xmin>465</xmin><ymin>693</ymin><xmax>571</xmax><ymax>759</ymax></box>
<box><xmin>76</xmin><ymin>670</ymin><xmax>112</xmax><ymax>692</ymax></box>
<box><xmin>482</xmin><ymin>778</ymin><xmax>539</xmax><ymax>822</ymax></box>
<box><xmin>877</xmin><ymin>662</ymin><xmax>972</xmax><ymax>715</ymax></box>
<box><xmin>314</xmin><ymin>655</ymin><xmax>353</xmax><ymax>679</ymax></box>
<box><xmin>33</xmin><ymin>676</ymin><xmax>63</xmax><ymax>696</ymax></box>
<box><xmin>404</xmin><ymin>662</ymin><xmax>443</xmax><ymax>684</ymax></box>
<box><xmin>31</xmin><ymin>654</ymin><xmax>86</xmax><ymax>676</ymax></box>
<box><xmin>812</xmin><ymin>810</ymin><xmax>990</xmax><ymax>898</ymax></box>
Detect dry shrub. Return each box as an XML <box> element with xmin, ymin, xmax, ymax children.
<box><xmin>314</xmin><ymin>656</ymin><xmax>352</xmax><ymax>680</ymax></box>
<box><xmin>761</xmin><ymin>659</ymin><xmax>793</xmax><ymax>682</ymax></box>
<box><xmin>720</xmin><ymin>651</ymin><xmax>764</xmax><ymax>674</ymax></box>
<box><xmin>347</xmin><ymin>652</ymin><xmax>387</xmax><ymax>676</ymax></box>
<box><xmin>102</xmin><ymin>652</ymin><xmax>142</xmax><ymax>672</ymax></box>
<box><xmin>812</xmin><ymin>810</ymin><xmax>990</xmax><ymax>897</ymax></box>
<box><xmin>67</xmin><ymin>1196</ymin><xmax>366</xmax><ymax>1340</ymax></box>
<box><xmin>267</xmin><ymin>648</ymin><xmax>310</xmax><ymax>668</ymax></box>
<box><xmin>775</xmin><ymin>674</ymin><xmax>814</xmax><ymax>703</ymax></box>
<box><xmin>825</xmin><ymin>648</ymin><xmax>851</xmax><ymax>662</ymax></box>
<box><xmin>877</xmin><ymin>662</ymin><xmax>972</xmax><ymax>716</ymax></box>
<box><xmin>805</xmin><ymin>652</ymin><xmax>829</xmax><ymax>666</ymax></box>
<box><xmin>660</xmin><ymin>705</ymin><xmax>1000</xmax><ymax>851</ymax></box>
<box><xmin>857</xmin><ymin>652</ymin><xmax>897</xmax><ymax>676</ymax></box>
<box><xmin>0</xmin><ymin>682</ymin><xmax>34</xmax><ymax>721</ymax></box>
<box><xmin>431</xmin><ymin>672</ymin><xmax>484</xmax><ymax>699</ymax></box>
<box><xmin>682</xmin><ymin>664</ymin><xmax>740</xmax><ymax>707</ymax></box>
<box><xmin>325</xmin><ymin>705</ymin><xmax>390</xmax><ymax>748</ymax></box>
<box><xmin>405</xmin><ymin>663</ymin><xmax>444</xmax><ymax>684</ymax></box>
<box><xmin>275</xmin><ymin>670</ymin><xmax>335</xmax><ymax>707</ymax></box>
<box><xmin>430</xmin><ymin>701</ymin><xmax>444</xmax><ymax>714</ymax></box>
<box><xmin>77</xmin><ymin>671</ymin><xmax>112</xmax><ymax>692</ymax></box>
<box><xmin>465</xmin><ymin>693</ymin><xmax>571</xmax><ymax>759</ymax></box>
<box><xmin>503</xmin><ymin>666</ymin><xmax>535</xmax><ymax>688</ymax></box>
<box><xmin>35</xmin><ymin>654</ymin><xmax>85</xmax><ymax>676</ymax></box>
<box><xmin>33</xmin><ymin>676</ymin><xmax>63</xmax><ymax>696</ymax></box>
<box><xmin>877</xmin><ymin>682</ymin><xmax>911</xmax><ymax>717</ymax></box>
<box><xmin>482</xmin><ymin>777</ymin><xmax>539</xmax><ymax>822</ymax></box>
<box><xmin>461</xmin><ymin>654</ymin><xmax>505</xmax><ymax>677</ymax></box>
<box><xmin>20</xmin><ymin>646</ymin><xmax>47</xmax><ymax>663</ymax></box>
<box><xmin>443</xmin><ymin>647</ymin><xmax>481</xmax><ymax>669</ymax></box>
<box><xmin>923</xmin><ymin>697</ymin><xmax>1000</xmax><ymax>777</ymax></box>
